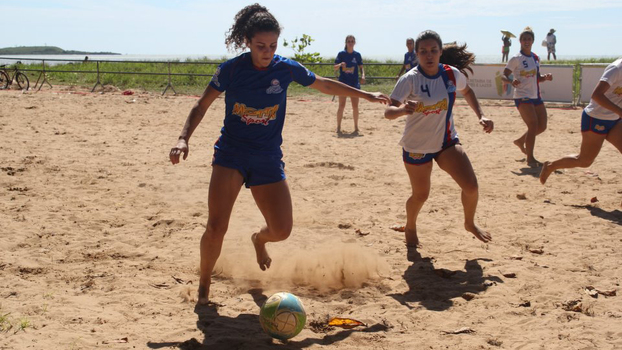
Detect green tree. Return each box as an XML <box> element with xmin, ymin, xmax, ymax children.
<box><xmin>282</xmin><ymin>34</ymin><xmax>322</xmax><ymax>63</ymax></box>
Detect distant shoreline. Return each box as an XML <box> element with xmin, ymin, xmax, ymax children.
<box><xmin>0</xmin><ymin>46</ymin><xmax>120</xmax><ymax>55</ymax></box>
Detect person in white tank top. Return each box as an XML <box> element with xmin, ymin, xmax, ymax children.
<box><xmin>384</xmin><ymin>30</ymin><xmax>494</xmax><ymax>256</ymax></box>
<box><xmin>540</xmin><ymin>58</ymin><xmax>622</xmax><ymax>184</ymax></box>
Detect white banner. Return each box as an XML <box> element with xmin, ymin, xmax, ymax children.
<box><xmin>579</xmin><ymin>64</ymin><xmax>608</xmax><ymax>103</ymax></box>
<box><xmin>466</xmin><ymin>64</ymin><xmax>575</xmax><ymax>103</ymax></box>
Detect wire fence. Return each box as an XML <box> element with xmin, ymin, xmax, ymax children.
<box><xmin>1</xmin><ymin>56</ymin><xmax>594</xmax><ymax>105</ymax></box>
<box><xmin>0</xmin><ymin>57</ymin><xmax>402</xmax><ymax>95</ymax></box>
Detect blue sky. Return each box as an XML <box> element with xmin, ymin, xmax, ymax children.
<box><xmin>3</xmin><ymin>0</ymin><xmax>622</xmax><ymax>60</ymax></box>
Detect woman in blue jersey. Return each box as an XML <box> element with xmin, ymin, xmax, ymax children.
<box><xmin>169</xmin><ymin>4</ymin><xmax>389</xmax><ymax>304</ymax></box>
<box><xmin>334</xmin><ymin>35</ymin><xmax>366</xmax><ymax>134</ymax></box>
<box><xmin>384</xmin><ymin>30</ymin><xmax>494</xmax><ymax>251</ymax></box>
<box><xmin>502</xmin><ymin>27</ymin><xmax>553</xmax><ymax>167</ymax></box>
<box><xmin>540</xmin><ymin>58</ymin><xmax>622</xmax><ymax>184</ymax></box>
<box><xmin>397</xmin><ymin>37</ymin><xmax>418</xmax><ymax>78</ymax></box>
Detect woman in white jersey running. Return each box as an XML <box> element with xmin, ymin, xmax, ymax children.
<box><xmin>502</xmin><ymin>26</ymin><xmax>553</xmax><ymax>167</ymax></box>
<box><xmin>384</xmin><ymin>30</ymin><xmax>494</xmax><ymax>250</ymax></box>
<box><xmin>540</xmin><ymin>58</ymin><xmax>622</xmax><ymax>184</ymax></box>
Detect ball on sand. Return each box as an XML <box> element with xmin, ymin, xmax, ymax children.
<box><xmin>259</xmin><ymin>292</ymin><xmax>306</xmax><ymax>340</ymax></box>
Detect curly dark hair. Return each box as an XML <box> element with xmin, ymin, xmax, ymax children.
<box><xmin>225</xmin><ymin>3</ymin><xmax>281</xmax><ymax>52</ymax></box>
<box><xmin>415</xmin><ymin>30</ymin><xmax>475</xmax><ymax>77</ymax></box>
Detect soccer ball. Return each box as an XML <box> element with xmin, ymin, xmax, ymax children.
<box><xmin>259</xmin><ymin>292</ymin><xmax>306</xmax><ymax>340</ymax></box>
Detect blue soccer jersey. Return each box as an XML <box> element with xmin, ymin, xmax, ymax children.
<box><xmin>209</xmin><ymin>53</ymin><xmax>316</xmax><ymax>154</ymax></box>
<box><xmin>403</xmin><ymin>51</ymin><xmax>418</xmax><ymax>72</ymax></box>
<box><xmin>335</xmin><ymin>50</ymin><xmax>363</xmax><ymax>88</ymax></box>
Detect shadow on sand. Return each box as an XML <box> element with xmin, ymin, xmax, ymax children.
<box><xmin>569</xmin><ymin>204</ymin><xmax>622</xmax><ymax>225</ymax></box>
<box><xmin>147</xmin><ymin>288</ymin><xmax>389</xmax><ymax>350</ymax></box>
<box><xmin>389</xmin><ymin>248</ymin><xmax>503</xmax><ymax>311</ymax></box>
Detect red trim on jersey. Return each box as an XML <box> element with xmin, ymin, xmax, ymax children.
<box><xmin>443</xmin><ymin>64</ymin><xmax>456</xmax><ymax>146</ymax></box>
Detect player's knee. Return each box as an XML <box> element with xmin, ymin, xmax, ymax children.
<box><xmin>576</xmin><ymin>155</ymin><xmax>595</xmax><ymax>168</ymax></box>
<box><xmin>205</xmin><ymin>221</ymin><xmax>228</xmax><ymax>239</ymax></box>
<box><xmin>525</xmin><ymin>120</ymin><xmax>539</xmax><ymax>131</ymax></box>
<box><xmin>409</xmin><ymin>191</ymin><xmax>429</xmax><ymax>204</ymax></box>
<box><xmin>270</xmin><ymin>224</ymin><xmax>292</xmax><ymax>241</ymax></box>
<box><xmin>461</xmin><ymin>179</ymin><xmax>479</xmax><ymax>196</ymax></box>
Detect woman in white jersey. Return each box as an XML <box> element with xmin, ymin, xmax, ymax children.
<box><xmin>502</xmin><ymin>27</ymin><xmax>553</xmax><ymax>167</ymax></box>
<box><xmin>385</xmin><ymin>30</ymin><xmax>494</xmax><ymax>250</ymax></box>
<box><xmin>540</xmin><ymin>58</ymin><xmax>622</xmax><ymax>184</ymax></box>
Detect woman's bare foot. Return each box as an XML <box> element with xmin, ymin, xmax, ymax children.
<box><xmin>197</xmin><ymin>284</ymin><xmax>209</xmax><ymax>305</ymax></box>
<box><xmin>251</xmin><ymin>233</ymin><xmax>272</xmax><ymax>271</ymax></box>
<box><xmin>405</xmin><ymin>228</ymin><xmax>420</xmax><ymax>248</ymax></box>
<box><xmin>465</xmin><ymin>223</ymin><xmax>492</xmax><ymax>243</ymax></box>
<box><xmin>513</xmin><ymin>139</ymin><xmax>526</xmax><ymax>155</ymax></box>
<box><xmin>539</xmin><ymin>161</ymin><xmax>552</xmax><ymax>184</ymax></box>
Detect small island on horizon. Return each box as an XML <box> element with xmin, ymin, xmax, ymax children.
<box><xmin>0</xmin><ymin>46</ymin><xmax>120</xmax><ymax>55</ymax></box>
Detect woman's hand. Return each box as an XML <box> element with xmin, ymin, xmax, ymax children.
<box><xmin>404</xmin><ymin>100</ymin><xmax>420</xmax><ymax>113</ymax></box>
<box><xmin>544</xmin><ymin>73</ymin><xmax>553</xmax><ymax>81</ymax></box>
<box><xmin>364</xmin><ymin>92</ymin><xmax>391</xmax><ymax>104</ymax></box>
<box><xmin>479</xmin><ymin>117</ymin><xmax>494</xmax><ymax>133</ymax></box>
<box><xmin>170</xmin><ymin>138</ymin><xmax>189</xmax><ymax>164</ymax></box>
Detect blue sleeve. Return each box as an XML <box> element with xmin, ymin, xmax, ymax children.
<box><xmin>335</xmin><ymin>51</ymin><xmax>343</xmax><ymax>64</ymax></box>
<box><xmin>403</xmin><ymin>53</ymin><xmax>409</xmax><ymax>65</ymax></box>
<box><xmin>209</xmin><ymin>60</ymin><xmax>232</xmax><ymax>92</ymax></box>
<box><xmin>289</xmin><ymin>59</ymin><xmax>316</xmax><ymax>87</ymax></box>
<box><xmin>357</xmin><ymin>52</ymin><xmax>363</xmax><ymax>65</ymax></box>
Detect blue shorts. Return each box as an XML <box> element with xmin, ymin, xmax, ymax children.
<box><xmin>581</xmin><ymin>111</ymin><xmax>620</xmax><ymax>134</ymax></box>
<box><xmin>403</xmin><ymin>138</ymin><xmax>460</xmax><ymax>165</ymax></box>
<box><xmin>212</xmin><ymin>148</ymin><xmax>285</xmax><ymax>188</ymax></box>
<box><xmin>514</xmin><ymin>97</ymin><xmax>544</xmax><ymax>108</ymax></box>
<box><xmin>339</xmin><ymin>78</ymin><xmax>360</xmax><ymax>89</ymax></box>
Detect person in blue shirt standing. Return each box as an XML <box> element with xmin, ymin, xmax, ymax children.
<box><xmin>169</xmin><ymin>4</ymin><xmax>389</xmax><ymax>305</ymax></box>
<box><xmin>397</xmin><ymin>37</ymin><xmax>418</xmax><ymax>78</ymax></box>
<box><xmin>334</xmin><ymin>35</ymin><xmax>366</xmax><ymax>134</ymax></box>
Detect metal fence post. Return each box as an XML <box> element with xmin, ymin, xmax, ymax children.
<box><xmin>91</xmin><ymin>61</ymin><xmax>103</xmax><ymax>92</ymax></box>
<box><xmin>162</xmin><ymin>62</ymin><xmax>177</xmax><ymax>96</ymax></box>
<box><xmin>33</xmin><ymin>60</ymin><xmax>52</xmax><ymax>91</ymax></box>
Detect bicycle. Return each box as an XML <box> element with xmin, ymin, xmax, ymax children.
<box><xmin>0</xmin><ymin>64</ymin><xmax>29</xmax><ymax>90</ymax></box>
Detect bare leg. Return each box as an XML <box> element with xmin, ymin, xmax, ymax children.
<box><xmin>403</xmin><ymin>161</ymin><xmax>433</xmax><ymax>247</ymax></box>
<box><xmin>336</xmin><ymin>96</ymin><xmax>347</xmax><ymax>134</ymax></box>
<box><xmin>199</xmin><ymin>165</ymin><xmax>244</xmax><ymax>304</ymax></box>
<box><xmin>516</xmin><ymin>103</ymin><xmax>547</xmax><ymax>166</ymax></box>
<box><xmin>605</xmin><ymin>121</ymin><xmax>622</xmax><ymax>152</ymax></box>
<box><xmin>436</xmin><ymin>145</ymin><xmax>491</xmax><ymax>243</ymax></box>
<box><xmin>250</xmin><ymin>180</ymin><xmax>293</xmax><ymax>271</ymax></box>
<box><xmin>351</xmin><ymin>97</ymin><xmax>360</xmax><ymax>133</ymax></box>
<box><xmin>539</xmin><ymin>131</ymin><xmax>606</xmax><ymax>184</ymax></box>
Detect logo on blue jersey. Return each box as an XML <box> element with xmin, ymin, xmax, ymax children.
<box><xmin>266</xmin><ymin>79</ymin><xmax>283</xmax><ymax>94</ymax></box>
<box><xmin>351</xmin><ymin>58</ymin><xmax>357</xmax><ymax>64</ymax></box>
<box><xmin>211</xmin><ymin>67</ymin><xmax>221</xmax><ymax>88</ymax></box>
<box><xmin>232</xmin><ymin>103</ymin><xmax>279</xmax><ymax>126</ymax></box>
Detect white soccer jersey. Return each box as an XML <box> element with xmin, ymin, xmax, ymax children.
<box><xmin>390</xmin><ymin>64</ymin><xmax>467</xmax><ymax>154</ymax></box>
<box><xmin>505</xmin><ymin>51</ymin><xmax>541</xmax><ymax>99</ymax></box>
<box><xmin>584</xmin><ymin>58</ymin><xmax>622</xmax><ymax>121</ymax></box>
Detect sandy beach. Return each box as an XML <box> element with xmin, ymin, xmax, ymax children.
<box><xmin>1</xmin><ymin>85</ymin><xmax>621</xmax><ymax>349</ymax></box>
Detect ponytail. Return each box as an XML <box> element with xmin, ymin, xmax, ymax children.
<box><xmin>440</xmin><ymin>43</ymin><xmax>475</xmax><ymax>78</ymax></box>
